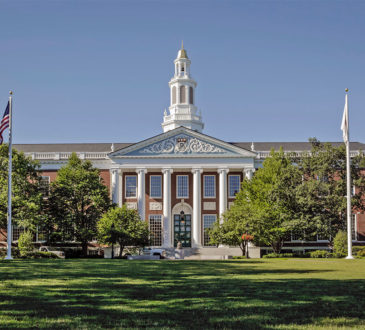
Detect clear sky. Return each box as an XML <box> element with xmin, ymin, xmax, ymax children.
<box><xmin>0</xmin><ymin>0</ymin><xmax>364</xmax><ymax>144</ymax></box>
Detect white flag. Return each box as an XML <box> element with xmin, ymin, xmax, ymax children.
<box><xmin>341</xmin><ymin>94</ymin><xmax>348</xmax><ymax>143</ymax></box>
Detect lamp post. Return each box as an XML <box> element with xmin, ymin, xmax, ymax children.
<box><xmin>111</xmin><ymin>223</ymin><xmax>115</xmax><ymax>259</ymax></box>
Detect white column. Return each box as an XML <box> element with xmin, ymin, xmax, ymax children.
<box><xmin>162</xmin><ymin>168</ymin><xmax>173</xmax><ymax>248</ymax></box>
<box><xmin>192</xmin><ymin>168</ymin><xmax>203</xmax><ymax>248</ymax></box>
<box><xmin>137</xmin><ymin>169</ymin><xmax>147</xmax><ymax>221</ymax></box>
<box><xmin>244</xmin><ymin>168</ymin><xmax>255</xmax><ymax>180</ymax></box>
<box><xmin>111</xmin><ymin>168</ymin><xmax>119</xmax><ymax>205</ymax></box>
<box><xmin>118</xmin><ymin>171</ymin><xmax>123</xmax><ymax>207</ymax></box>
<box><xmin>218</xmin><ymin>168</ymin><xmax>229</xmax><ymax>224</ymax></box>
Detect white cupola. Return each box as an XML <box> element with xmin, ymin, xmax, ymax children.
<box><xmin>162</xmin><ymin>42</ymin><xmax>204</xmax><ymax>133</ymax></box>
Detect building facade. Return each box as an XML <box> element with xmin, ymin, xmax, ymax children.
<box><xmin>3</xmin><ymin>45</ymin><xmax>365</xmax><ymax>256</ymax></box>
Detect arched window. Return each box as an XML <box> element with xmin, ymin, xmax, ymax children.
<box><xmin>172</xmin><ymin>86</ymin><xmax>176</xmax><ymax>104</ymax></box>
<box><xmin>189</xmin><ymin>87</ymin><xmax>194</xmax><ymax>104</ymax></box>
<box><xmin>180</xmin><ymin>86</ymin><xmax>186</xmax><ymax>103</ymax></box>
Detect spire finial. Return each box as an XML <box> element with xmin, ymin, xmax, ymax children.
<box><xmin>181</xmin><ymin>40</ymin><xmax>184</xmax><ymax>49</ymax></box>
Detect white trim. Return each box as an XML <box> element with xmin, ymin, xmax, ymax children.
<box><xmin>176</xmin><ymin>175</ymin><xmax>189</xmax><ymax>198</ymax></box>
<box><xmin>203</xmin><ymin>175</ymin><xmax>216</xmax><ymax>198</ymax></box>
<box><xmin>149</xmin><ymin>175</ymin><xmax>162</xmax><ymax>199</ymax></box>
<box><xmin>125</xmin><ymin>175</ymin><xmax>137</xmax><ymax>199</ymax></box>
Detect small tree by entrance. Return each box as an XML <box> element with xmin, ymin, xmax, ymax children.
<box><xmin>97</xmin><ymin>206</ymin><xmax>150</xmax><ymax>257</ymax></box>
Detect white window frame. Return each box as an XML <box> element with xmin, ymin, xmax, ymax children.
<box><xmin>149</xmin><ymin>214</ymin><xmax>162</xmax><ymax>247</ymax></box>
<box><xmin>203</xmin><ymin>175</ymin><xmax>216</xmax><ymax>198</ymax></box>
<box><xmin>150</xmin><ymin>175</ymin><xmax>162</xmax><ymax>198</ymax></box>
<box><xmin>228</xmin><ymin>175</ymin><xmax>241</xmax><ymax>198</ymax></box>
<box><xmin>203</xmin><ymin>214</ymin><xmax>217</xmax><ymax>246</ymax></box>
<box><xmin>125</xmin><ymin>175</ymin><xmax>137</xmax><ymax>199</ymax></box>
<box><xmin>177</xmin><ymin>175</ymin><xmax>189</xmax><ymax>198</ymax></box>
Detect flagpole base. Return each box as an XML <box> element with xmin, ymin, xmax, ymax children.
<box><xmin>345</xmin><ymin>255</ymin><xmax>355</xmax><ymax>259</ymax></box>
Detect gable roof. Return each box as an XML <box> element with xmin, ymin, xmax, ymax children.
<box><xmin>109</xmin><ymin>126</ymin><xmax>257</xmax><ymax>158</ymax></box>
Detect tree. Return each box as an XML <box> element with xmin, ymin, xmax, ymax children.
<box><xmin>218</xmin><ymin>148</ymin><xmax>302</xmax><ymax>253</ymax></box>
<box><xmin>47</xmin><ymin>153</ymin><xmax>111</xmax><ymax>256</ymax></box>
<box><xmin>295</xmin><ymin>139</ymin><xmax>365</xmax><ymax>242</ymax></box>
<box><xmin>0</xmin><ymin>144</ymin><xmax>44</xmax><ymax>231</ymax></box>
<box><xmin>209</xmin><ymin>216</ymin><xmax>253</xmax><ymax>257</ymax></box>
<box><xmin>97</xmin><ymin>206</ymin><xmax>149</xmax><ymax>257</ymax></box>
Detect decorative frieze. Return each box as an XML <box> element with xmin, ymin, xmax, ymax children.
<box><xmin>203</xmin><ymin>202</ymin><xmax>216</xmax><ymax>210</ymax></box>
<box><xmin>126</xmin><ymin>202</ymin><xmax>137</xmax><ymax>210</ymax></box>
<box><xmin>139</xmin><ymin>134</ymin><xmax>225</xmax><ymax>154</ymax></box>
<box><xmin>149</xmin><ymin>202</ymin><xmax>162</xmax><ymax>211</ymax></box>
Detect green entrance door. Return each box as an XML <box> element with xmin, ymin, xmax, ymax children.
<box><xmin>174</xmin><ymin>213</ymin><xmax>191</xmax><ymax>247</ymax></box>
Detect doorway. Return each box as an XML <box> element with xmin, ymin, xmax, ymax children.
<box><xmin>174</xmin><ymin>212</ymin><xmax>191</xmax><ymax>247</ymax></box>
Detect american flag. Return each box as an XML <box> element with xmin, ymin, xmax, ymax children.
<box><xmin>0</xmin><ymin>102</ymin><xmax>10</xmax><ymax>144</ymax></box>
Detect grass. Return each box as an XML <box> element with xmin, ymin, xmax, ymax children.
<box><xmin>0</xmin><ymin>259</ymin><xmax>364</xmax><ymax>329</ymax></box>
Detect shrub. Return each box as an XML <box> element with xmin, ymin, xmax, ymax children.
<box><xmin>353</xmin><ymin>246</ymin><xmax>365</xmax><ymax>257</ymax></box>
<box><xmin>333</xmin><ymin>230</ymin><xmax>347</xmax><ymax>257</ymax></box>
<box><xmin>0</xmin><ymin>248</ymin><xmax>21</xmax><ymax>259</ymax></box>
<box><xmin>18</xmin><ymin>231</ymin><xmax>34</xmax><ymax>256</ymax></box>
<box><xmin>310</xmin><ymin>250</ymin><xmax>332</xmax><ymax>258</ymax></box>
<box><xmin>20</xmin><ymin>251</ymin><xmax>59</xmax><ymax>259</ymax></box>
<box><xmin>263</xmin><ymin>253</ymin><xmax>294</xmax><ymax>258</ymax></box>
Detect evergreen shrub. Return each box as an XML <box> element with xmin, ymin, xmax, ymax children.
<box><xmin>333</xmin><ymin>230</ymin><xmax>347</xmax><ymax>257</ymax></box>
<box><xmin>18</xmin><ymin>231</ymin><xmax>34</xmax><ymax>256</ymax></box>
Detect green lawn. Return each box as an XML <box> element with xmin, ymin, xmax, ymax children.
<box><xmin>0</xmin><ymin>259</ymin><xmax>364</xmax><ymax>329</ymax></box>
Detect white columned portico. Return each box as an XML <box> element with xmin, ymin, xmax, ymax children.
<box><xmin>136</xmin><ymin>168</ymin><xmax>147</xmax><ymax>220</ymax></box>
<box><xmin>218</xmin><ymin>168</ymin><xmax>229</xmax><ymax>224</ymax></box>
<box><xmin>192</xmin><ymin>168</ymin><xmax>203</xmax><ymax>248</ymax></box>
<box><xmin>111</xmin><ymin>168</ymin><xmax>119</xmax><ymax>205</ymax></box>
<box><xmin>162</xmin><ymin>168</ymin><xmax>173</xmax><ymax>248</ymax></box>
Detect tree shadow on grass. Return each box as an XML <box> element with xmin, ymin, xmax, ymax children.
<box><xmin>0</xmin><ymin>260</ymin><xmax>364</xmax><ymax>329</ymax></box>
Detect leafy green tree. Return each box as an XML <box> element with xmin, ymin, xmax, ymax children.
<box><xmin>219</xmin><ymin>148</ymin><xmax>302</xmax><ymax>253</ymax></box>
<box><xmin>47</xmin><ymin>153</ymin><xmax>111</xmax><ymax>256</ymax></box>
<box><xmin>97</xmin><ymin>206</ymin><xmax>149</xmax><ymax>257</ymax></box>
<box><xmin>295</xmin><ymin>139</ymin><xmax>365</xmax><ymax>241</ymax></box>
<box><xmin>18</xmin><ymin>231</ymin><xmax>34</xmax><ymax>256</ymax></box>
<box><xmin>333</xmin><ymin>230</ymin><xmax>347</xmax><ymax>257</ymax></box>
<box><xmin>0</xmin><ymin>144</ymin><xmax>43</xmax><ymax>231</ymax></box>
<box><xmin>209</xmin><ymin>216</ymin><xmax>252</xmax><ymax>256</ymax></box>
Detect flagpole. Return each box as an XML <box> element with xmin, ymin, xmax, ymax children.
<box><xmin>5</xmin><ymin>91</ymin><xmax>13</xmax><ymax>260</ymax></box>
<box><xmin>345</xmin><ymin>89</ymin><xmax>354</xmax><ymax>259</ymax></box>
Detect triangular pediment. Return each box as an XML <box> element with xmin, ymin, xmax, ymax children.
<box><xmin>109</xmin><ymin>127</ymin><xmax>256</xmax><ymax>158</ymax></box>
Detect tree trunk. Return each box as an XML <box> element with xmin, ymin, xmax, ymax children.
<box><xmin>240</xmin><ymin>242</ymin><xmax>246</xmax><ymax>256</ymax></box>
<box><xmin>81</xmin><ymin>241</ymin><xmax>88</xmax><ymax>257</ymax></box>
<box><xmin>271</xmin><ymin>239</ymin><xmax>284</xmax><ymax>254</ymax></box>
<box><xmin>119</xmin><ymin>244</ymin><xmax>124</xmax><ymax>257</ymax></box>
<box><xmin>245</xmin><ymin>242</ymin><xmax>249</xmax><ymax>259</ymax></box>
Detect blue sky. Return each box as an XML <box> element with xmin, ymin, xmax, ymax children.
<box><xmin>0</xmin><ymin>0</ymin><xmax>364</xmax><ymax>144</ymax></box>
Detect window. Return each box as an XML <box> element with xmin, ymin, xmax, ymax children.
<box><xmin>177</xmin><ymin>175</ymin><xmax>189</xmax><ymax>198</ymax></box>
<box><xmin>40</xmin><ymin>176</ymin><xmax>50</xmax><ymax>197</ymax></box>
<box><xmin>179</xmin><ymin>85</ymin><xmax>186</xmax><ymax>103</ymax></box>
<box><xmin>125</xmin><ymin>176</ymin><xmax>137</xmax><ymax>198</ymax></box>
<box><xmin>150</xmin><ymin>175</ymin><xmax>162</xmax><ymax>198</ymax></box>
<box><xmin>149</xmin><ymin>215</ymin><xmax>162</xmax><ymax>246</ymax></box>
<box><xmin>172</xmin><ymin>86</ymin><xmax>176</xmax><ymax>104</ymax></box>
<box><xmin>203</xmin><ymin>215</ymin><xmax>216</xmax><ymax>246</ymax></box>
<box><xmin>228</xmin><ymin>175</ymin><xmax>241</xmax><ymax>198</ymax></box>
<box><xmin>12</xmin><ymin>226</ymin><xmax>25</xmax><ymax>241</ymax></box>
<box><xmin>352</xmin><ymin>214</ymin><xmax>357</xmax><ymax>241</ymax></box>
<box><xmin>204</xmin><ymin>175</ymin><xmax>215</xmax><ymax>198</ymax></box>
<box><xmin>189</xmin><ymin>87</ymin><xmax>194</xmax><ymax>104</ymax></box>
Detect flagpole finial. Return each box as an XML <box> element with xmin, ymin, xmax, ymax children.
<box><xmin>9</xmin><ymin>91</ymin><xmax>13</xmax><ymax>95</ymax></box>
<box><xmin>345</xmin><ymin>88</ymin><xmax>349</xmax><ymax>93</ymax></box>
